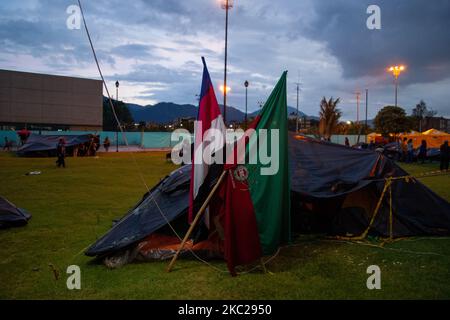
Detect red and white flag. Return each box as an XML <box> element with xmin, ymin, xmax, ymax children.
<box><xmin>188</xmin><ymin>57</ymin><xmax>226</xmax><ymax>223</ymax></box>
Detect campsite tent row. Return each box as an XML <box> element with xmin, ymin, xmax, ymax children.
<box><xmin>85</xmin><ymin>134</ymin><xmax>450</xmax><ymax>267</ymax></box>
<box><xmin>368</xmin><ymin>129</ymin><xmax>450</xmax><ymax>149</ymax></box>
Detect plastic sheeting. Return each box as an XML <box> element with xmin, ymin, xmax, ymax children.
<box><xmin>85</xmin><ymin>165</ymin><xmax>193</xmax><ymax>256</ymax></box>
<box><xmin>0</xmin><ymin>196</ymin><xmax>31</xmax><ymax>229</ymax></box>
<box><xmin>86</xmin><ymin>134</ymin><xmax>450</xmax><ymax>257</ymax></box>
<box><xmin>16</xmin><ymin>133</ymin><xmax>91</xmax><ymax>156</ymax></box>
<box><xmin>289</xmin><ymin>134</ymin><xmax>450</xmax><ymax>237</ymax></box>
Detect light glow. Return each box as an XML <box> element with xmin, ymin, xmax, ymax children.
<box><xmin>219</xmin><ymin>85</ymin><xmax>231</xmax><ymax>93</ymax></box>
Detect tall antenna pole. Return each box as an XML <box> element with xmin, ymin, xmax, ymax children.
<box><xmin>356</xmin><ymin>91</ymin><xmax>361</xmax><ymax>124</ymax></box>
<box><xmin>222</xmin><ymin>0</ymin><xmax>233</xmax><ymax>125</ymax></box>
<box><xmin>365</xmin><ymin>89</ymin><xmax>368</xmax><ymax>143</ymax></box>
<box><xmin>295</xmin><ymin>72</ymin><xmax>301</xmax><ymax>133</ymax></box>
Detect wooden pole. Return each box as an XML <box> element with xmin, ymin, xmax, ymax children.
<box><xmin>166</xmin><ymin>170</ymin><xmax>227</xmax><ymax>272</ymax></box>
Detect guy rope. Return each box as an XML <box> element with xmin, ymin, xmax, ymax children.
<box><xmin>335</xmin><ymin>170</ymin><xmax>449</xmax><ymax>243</ymax></box>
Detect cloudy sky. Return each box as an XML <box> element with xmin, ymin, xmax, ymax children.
<box><xmin>1</xmin><ymin>0</ymin><xmax>449</xmax><ymax>120</ymax></box>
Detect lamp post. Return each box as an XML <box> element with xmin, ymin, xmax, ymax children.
<box><xmin>244</xmin><ymin>80</ymin><xmax>249</xmax><ymax>130</ymax></box>
<box><xmin>221</xmin><ymin>0</ymin><xmax>233</xmax><ymax>125</ymax></box>
<box><xmin>115</xmin><ymin>80</ymin><xmax>119</xmax><ymax>152</ymax></box>
<box><xmin>388</xmin><ymin>65</ymin><xmax>405</xmax><ymax>107</ymax></box>
<box><xmin>365</xmin><ymin>89</ymin><xmax>368</xmax><ymax>143</ymax></box>
<box><xmin>295</xmin><ymin>81</ymin><xmax>301</xmax><ymax>133</ymax></box>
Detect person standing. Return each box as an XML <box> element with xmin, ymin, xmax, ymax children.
<box><xmin>56</xmin><ymin>138</ymin><xmax>66</xmax><ymax>168</ymax></box>
<box><xmin>3</xmin><ymin>137</ymin><xmax>11</xmax><ymax>151</ymax></box>
<box><xmin>418</xmin><ymin>140</ymin><xmax>427</xmax><ymax>164</ymax></box>
<box><xmin>407</xmin><ymin>139</ymin><xmax>414</xmax><ymax>163</ymax></box>
<box><xmin>401</xmin><ymin>137</ymin><xmax>408</xmax><ymax>162</ymax></box>
<box><xmin>103</xmin><ymin>137</ymin><xmax>111</xmax><ymax>152</ymax></box>
<box><xmin>345</xmin><ymin>137</ymin><xmax>350</xmax><ymax>147</ymax></box>
<box><xmin>440</xmin><ymin>141</ymin><xmax>449</xmax><ymax>171</ymax></box>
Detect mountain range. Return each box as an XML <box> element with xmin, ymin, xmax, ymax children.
<box><xmin>125</xmin><ymin>101</ymin><xmax>318</xmax><ymax>124</ymax></box>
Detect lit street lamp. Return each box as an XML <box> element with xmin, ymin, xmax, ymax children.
<box><xmin>219</xmin><ymin>85</ymin><xmax>231</xmax><ymax>94</ymax></box>
<box><xmin>244</xmin><ymin>80</ymin><xmax>249</xmax><ymax>130</ymax></box>
<box><xmin>221</xmin><ymin>0</ymin><xmax>233</xmax><ymax>125</ymax></box>
<box><xmin>388</xmin><ymin>65</ymin><xmax>405</xmax><ymax>107</ymax></box>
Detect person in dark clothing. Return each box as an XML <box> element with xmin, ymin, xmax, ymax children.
<box><xmin>401</xmin><ymin>137</ymin><xmax>408</xmax><ymax>162</ymax></box>
<box><xmin>3</xmin><ymin>137</ymin><xmax>12</xmax><ymax>151</ymax></box>
<box><xmin>406</xmin><ymin>139</ymin><xmax>414</xmax><ymax>163</ymax></box>
<box><xmin>56</xmin><ymin>138</ymin><xmax>66</xmax><ymax>168</ymax></box>
<box><xmin>418</xmin><ymin>140</ymin><xmax>427</xmax><ymax>164</ymax></box>
<box><xmin>344</xmin><ymin>137</ymin><xmax>350</xmax><ymax>147</ymax></box>
<box><xmin>440</xmin><ymin>140</ymin><xmax>449</xmax><ymax>171</ymax></box>
<box><xmin>103</xmin><ymin>137</ymin><xmax>111</xmax><ymax>152</ymax></box>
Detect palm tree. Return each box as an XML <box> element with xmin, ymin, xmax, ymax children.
<box><xmin>319</xmin><ymin>97</ymin><xmax>342</xmax><ymax>140</ymax></box>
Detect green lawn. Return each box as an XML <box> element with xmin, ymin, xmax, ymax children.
<box><xmin>0</xmin><ymin>152</ymin><xmax>449</xmax><ymax>299</ymax></box>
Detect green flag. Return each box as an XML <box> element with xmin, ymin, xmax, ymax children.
<box><xmin>246</xmin><ymin>71</ymin><xmax>291</xmax><ymax>255</ymax></box>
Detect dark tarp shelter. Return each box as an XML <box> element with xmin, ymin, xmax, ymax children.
<box><xmin>0</xmin><ymin>196</ymin><xmax>31</xmax><ymax>229</ymax></box>
<box><xmin>289</xmin><ymin>135</ymin><xmax>450</xmax><ymax>237</ymax></box>
<box><xmin>17</xmin><ymin>133</ymin><xmax>91</xmax><ymax>157</ymax></box>
<box><xmin>86</xmin><ymin>134</ymin><xmax>450</xmax><ymax>260</ymax></box>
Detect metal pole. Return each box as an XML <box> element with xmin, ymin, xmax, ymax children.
<box><xmin>296</xmin><ymin>83</ymin><xmax>299</xmax><ymax>133</ymax></box>
<box><xmin>394</xmin><ymin>76</ymin><xmax>398</xmax><ymax>107</ymax></box>
<box><xmin>223</xmin><ymin>0</ymin><xmax>229</xmax><ymax>125</ymax></box>
<box><xmin>245</xmin><ymin>85</ymin><xmax>248</xmax><ymax>130</ymax></box>
<box><xmin>365</xmin><ymin>89</ymin><xmax>368</xmax><ymax>143</ymax></box>
<box><xmin>116</xmin><ymin>85</ymin><xmax>119</xmax><ymax>152</ymax></box>
<box><xmin>356</xmin><ymin>91</ymin><xmax>360</xmax><ymax>124</ymax></box>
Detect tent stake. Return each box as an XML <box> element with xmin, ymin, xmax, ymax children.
<box><xmin>166</xmin><ymin>170</ymin><xmax>227</xmax><ymax>272</ymax></box>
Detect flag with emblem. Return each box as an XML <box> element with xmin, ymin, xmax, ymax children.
<box><xmin>215</xmin><ymin>71</ymin><xmax>290</xmax><ymax>275</ymax></box>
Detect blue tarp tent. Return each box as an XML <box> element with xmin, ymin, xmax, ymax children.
<box><xmin>17</xmin><ymin>133</ymin><xmax>91</xmax><ymax>156</ymax></box>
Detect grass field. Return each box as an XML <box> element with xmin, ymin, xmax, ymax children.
<box><xmin>0</xmin><ymin>152</ymin><xmax>449</xmax><ymax>299</ymax></box>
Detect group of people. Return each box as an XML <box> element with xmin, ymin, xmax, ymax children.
<box><xmin>398</xmin><ymin>137</ymin><xmax>449</xmax><ymax>171</ymax></box>
<box><xmin>2</xmin><ymin>129</ymin><xmax>31</xmax><ymax>151</ymax></box>
<box><xmin>73</xmin><ymin>136</ymin><xmax>111</xmax><ymax>157</ymax></box>
<box><xmin>54</xmin><ymin>136</ymin><xmax>112</xmax><ymax>168</ymax></box>
<box><xmin>342</xmin><ymin>135</ymin><xmax>449</xmax><ymax>172</ymax></box>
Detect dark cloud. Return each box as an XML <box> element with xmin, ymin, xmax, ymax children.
<box><xmin>0</xmin><ymin>0</ymin><xmax>449</xmax><ymax>117</ymax></box>
<box><xmin>305</xmin><ymin>0</ymin><xmax>450</xmax><ymax>84</ymax></box>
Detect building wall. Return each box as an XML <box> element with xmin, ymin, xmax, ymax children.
<box><xmin>422</xmin><ymin>116</ymin><xmax>450</xmax><ymax>133</ymax></box>
<box><xmin>0</xmin><ymin>69</ymin><xmax>103</xmax><ymax>130</ymax></box>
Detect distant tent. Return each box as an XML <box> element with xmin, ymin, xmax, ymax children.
<box><xmin>399</xmin><ymin>129</ymin><xmax>449</xmax><ymax>149</ymax></box>
<box><xmin>422</xmin><ymin>129</ymin><xmax>448</xmax><ymax>136</ymax></box>
<box><xmin>17</xmin><ymin>133</ymin><xmax>91</xmax><ymax>156</ymax></box>
<box><xmin>86</xmin><ymin>134</ymin><xmax>450</xmax><ymax>266</ymax></box>
<box><xmin>0</xmin><ymin>196</ymin><xmax>31</xmax><ymax>229</ymax></box>
<box><xmin>367</xmin><ymin>132</ymin><xmax>385</xmax><ymax>144</ymax></box>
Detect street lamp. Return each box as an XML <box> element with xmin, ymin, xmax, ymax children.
<box><xmin>244</xmin><ymin>80</ymin><xmax>249</xmax><ymax>130</ymax></box>
<box><xmin>388</xmin><ymin>65</ymin><xmax>405</xmax><ymax>107</ymax></box>
<box><xmin>115</xmin><ymin>80</ymin><xmax>120</xmax><ymax>152</ymax></box>
<box><xmin>221</xmin><ymin>0</ymin><xmax>234</xmax><ymax>125</ymax></box>
<box><xmin>219</xmin><ymin>85</ymin><xmax>231</xmax><ymax>94</ymax></box>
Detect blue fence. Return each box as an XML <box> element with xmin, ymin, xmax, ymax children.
<box><xmin>0</xmin><ymin>130</ymin><xmax>174</xmax><ymax>149</ymax></box>
<box><xmin>1</xmin><ymin>130</ymin><xmax>368</xmax><ymax>149</ymax></box>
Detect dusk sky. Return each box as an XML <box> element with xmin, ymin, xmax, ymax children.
<box><xmin>1</xmin><ymin>0</ymin><xmax>449</xmax><ymax>120</ymax></box>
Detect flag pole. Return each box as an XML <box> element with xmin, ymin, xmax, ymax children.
<box><xmin>166</xmin><ymin>170</ymin><xmax>227</xmax><ymax>272</ymax></box>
